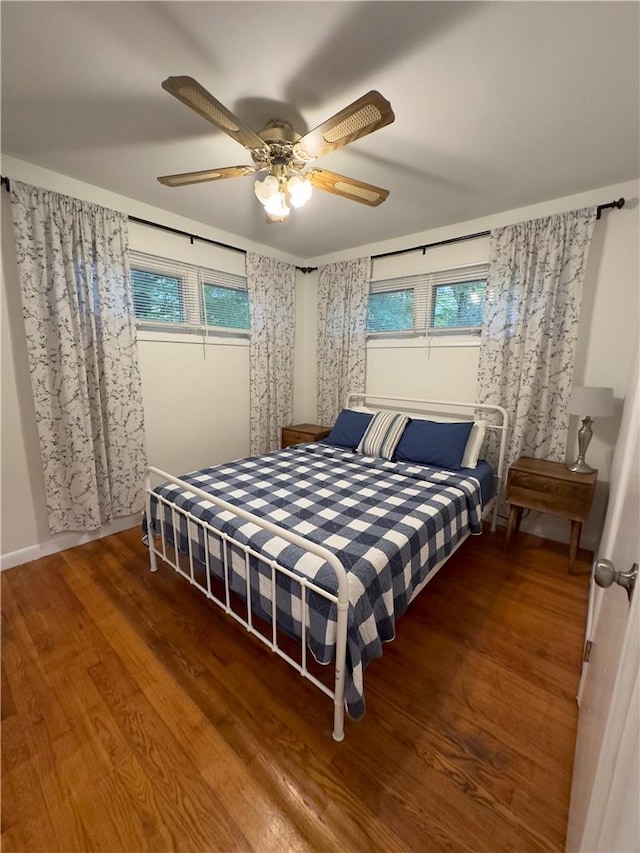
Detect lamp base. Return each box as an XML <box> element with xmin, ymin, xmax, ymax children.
<box><xmin>567</xmin><ymin>457</ymin><xmax>596</xmax><ymax>474</ymax></box>
<box><xmin>567</xmin><ymin>416</ymin><xmax>596</xmax><ymax>474</ymax></box>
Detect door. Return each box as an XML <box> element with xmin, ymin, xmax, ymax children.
<box><xmin>566</xmin><ymin>346</ymin><xmax>639</xmax><ymax>852</ymax></box>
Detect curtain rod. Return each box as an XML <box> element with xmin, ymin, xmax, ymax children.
<box><xmin>128</xmin><ymin>214</ymin><xmax>247</xmax><ymax>258</ymax></box>
<box><xmin>0</xmin><ymin>176</ymin><xmax>625</xmax><ymax>273</ymax></box>
<box><xmin>367</xmin><ymin>197</ymin><xmax>625</xmax><ymax>264</ymax></box>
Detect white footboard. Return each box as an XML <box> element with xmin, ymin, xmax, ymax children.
<box><xmin>144</xmin><ymin>466</ymin><xmax>350</xmax><ymax>742</ymax></box>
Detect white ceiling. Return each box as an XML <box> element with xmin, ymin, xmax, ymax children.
<box><xmin>2</xmin><ymin>1</ymin><xmax>638</xmax><ymax>260</ymax></box>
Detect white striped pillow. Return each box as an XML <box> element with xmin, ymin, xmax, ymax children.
<box><xmin>357</xmin><ymin>411</ymin><xmax>410</xmax><ymax>460</ymax></box>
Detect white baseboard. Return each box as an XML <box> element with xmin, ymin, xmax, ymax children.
<box><xmin>0</xmin><ymin>515</ymin><xmax>140</xmax><ymax>571</ymax></box>
<box><xmin>1</xmin><ymin>508</ymin><xmax>600</xmax><ymax>572</ymax></box>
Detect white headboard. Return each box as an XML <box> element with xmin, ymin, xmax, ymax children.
<box><xmin>344</xmin><ymin>392</ymin><xmax>510</xmax><ymax>527</ymax></box>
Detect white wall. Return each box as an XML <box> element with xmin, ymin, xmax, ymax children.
<box><xmin>2</xmin><ymin>200</ymin><xmax>49</xmax><ymax>556</ymax></box>
<box><xmin>130</xmin><ymin>224</ymin><xmax>251</xmax><ymax>476</ymax></box>
<box><xmin>366</xmin><ymin>236</ymin><xmax>490</xmax><ymax>404</ymax></box>
<box><xmin>0</xmin><ymin>156</ymin><xmax>301</xmax><ymax>567</ymax></box>
<box><xmin>1</xmin><ymin>152</ymin><xmax>637</xmax><ymax>565</ymax></box>
<box><xmin>307</xmin><ymin>179</ymin><xmax>640</xmax><ymax>550</ymax></box>
<box><xmin>293</xmin><ymin>269</ymin><xmax>318</xmax><ymax>424</ymax></box>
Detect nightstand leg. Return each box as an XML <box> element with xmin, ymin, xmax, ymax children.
<box><xmin>505</xmin><ymin>505</ymin><xmax>518</xmax><ymax>548</ymax></box>
<box><xmin>515</xmin><ymin>506</ymin><xmax>523</xmax><ymax>532</ymax></box>
<box><xmin>568</xmin><ymin>520</ymin><xmax>582</xmax><ymax>574</ymax></box>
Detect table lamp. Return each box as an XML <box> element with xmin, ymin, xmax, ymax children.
<box><xmin>566</xmin><ymin>386</ymin><xmax>614</xmax><ymax>473</ymax></box>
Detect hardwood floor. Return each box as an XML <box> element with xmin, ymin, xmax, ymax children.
<box><xmin>2</xmin><ymin>525</ymin><xmax>590</xmax><ymax>852</ymax></box>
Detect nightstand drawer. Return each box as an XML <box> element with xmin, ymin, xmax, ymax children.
<box><xmin>507</xmin><ymin>471</ymin><xmax>594</xmax><ymax>519</ymax></box>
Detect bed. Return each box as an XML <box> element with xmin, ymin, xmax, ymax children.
<box><xmin>144</xmin><ymin>394</ymin><xmax>508</xmax><ymax>740</ymax></box>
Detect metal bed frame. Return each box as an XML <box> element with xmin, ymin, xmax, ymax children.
<box><xmin>144</xmin><ymin>394</ymin><xmax>508</xmax><ymax>741</ymax></box>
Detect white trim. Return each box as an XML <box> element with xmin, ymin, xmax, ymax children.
<box><xmin>367</xmin><ymin>335</ymin><xmax>481</xmax><ymax>349</ymax></box>
<box><xmin>137</xmin><ymin>329</ymin><xmax>250</xmax><ymax>346</ymax></box>
<box><xmin>0</xmin><ymin>515</ymin><xmax>140</xmax><ymax>571</ymax></box>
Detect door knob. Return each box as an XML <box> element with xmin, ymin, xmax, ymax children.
<box><xmin>594</xmin><ymin>558</ymin><xmax>637</xmax><ymax>601</ymax></box>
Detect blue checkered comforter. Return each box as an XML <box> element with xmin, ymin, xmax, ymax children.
<box><xmin>146</xmin><ymin>443</ymin><xmax>484</xmax><ymax>718</ymax></box>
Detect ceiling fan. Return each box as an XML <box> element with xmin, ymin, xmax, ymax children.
<box><xmin>157</xmin><ymin>76</ymin><xmax>395</xmax><ymax>223</ymax></box>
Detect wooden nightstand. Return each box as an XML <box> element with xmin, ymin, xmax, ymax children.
<box><xmin>281</xmin><ymin>423</ymin><xmax>331</xmax><ymax>448</ymax></box>
<box><xmin>504</xmin><ymin>456</ymin><xmax>597</xmax><ymax>573</ymax></box>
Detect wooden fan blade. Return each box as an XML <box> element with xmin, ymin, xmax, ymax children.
<box><xmin>295</xmin><ymin>91</ymin><xmax>394</xmax><ymax>160</ymax></box>
<box><xmin>157</xmin><ymin>166</ymin><xmax>256</xmax><ymax>187</ymax></box>
<box><xmin>307</xmin><ymin>169</ymin><xmax>389</xmax><ymax>206</ymax></box>
<box><xmin>162</xmin><ymin>76</ymin><xmax>267</xmax><ymax>151</ymax></box>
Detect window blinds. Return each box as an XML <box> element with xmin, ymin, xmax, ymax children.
<box><xmin>129</xmin><ymin>249</ymin><xmax>249</xmax><ymax>334</ymax></box>
<box><xmin>368</xmin><ymin>263</ymin><xmax>489</xmax><ymax>335</ymax></box>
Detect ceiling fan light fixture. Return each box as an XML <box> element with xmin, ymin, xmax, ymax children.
<box><xmin>287</xmin><ymin>174</ymin><xmax>313</xmax><ymax>209</ymax></box>
<box><xmin>254</xmin><ymin>174</ymin><xmax>279</xmax><ymax>204</ymax></box>
<box><xmin>159</xmin><ymin>77</ymin><xmax>394</xmax><ymax>220</ymax></box>
<box><xmin>263</xmin><ymin>190</ymin><xmax>290</xmax><ymax>219</ymax></box>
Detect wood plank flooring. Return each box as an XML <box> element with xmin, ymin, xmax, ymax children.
<box><xmin>2</xmin><ymin>525</ymin><xmax>590</xmax><ymax>852</ymax></box>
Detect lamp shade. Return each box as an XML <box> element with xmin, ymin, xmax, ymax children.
<box><xmin>567</xmin><ymin>386</ymin><xmax>614</xmax><ymax>418</ymax></box>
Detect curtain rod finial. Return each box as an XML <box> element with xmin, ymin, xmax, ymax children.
<box><xmin>596</xmin><ymin>197</ymin><xmax>625</xmax><ymax>220</ymax></box>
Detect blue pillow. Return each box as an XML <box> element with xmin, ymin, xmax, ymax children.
<box><xmin>393</xmin><ymin>420</ymin><xmax>474</xmax><ymax>470</ymax></box>
<box><xmin>323</xmin><ymin>409</ymin><xmax>373</xmax><ymax>449</ymax></box>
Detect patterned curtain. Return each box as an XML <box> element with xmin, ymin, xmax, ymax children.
<box><xmin>477</xmin><ymin>207</ymin><xmax>597</xmax><ymax>471</ymax></box>
<box><xmin>246</xmin><ymin>252</ymin><xmax>296</xmax><ymax>455</ymax></box>
<box><xmin>10</xmin><ymin>181</ymin><xmax>147</xmax><ymax>534</ymax></box>
<box><xmin>316</xmin><ymin>257</ymin><xmax>371</xmax><ymax>425</ymax></box>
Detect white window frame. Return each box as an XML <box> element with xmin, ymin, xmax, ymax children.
<box><xmin>130</xmin><ymin>250</ymin><xmax>250</xmax><ymax>343</ymax></box>
<box><xmin>366</xmin><ymin>263</ymin><xmax>488</xmax><ymax>342</ymax></box>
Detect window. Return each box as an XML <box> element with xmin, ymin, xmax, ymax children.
<box><xmin>367</xmin><ymin>289</ymin><xmax>414</xmax><ymax>332</ymax></box>
<box><xmin>131</xmin><ymin>269</ymin><xmax>184</xmax><ymax>324</ymax></box>
<box><xmin>431</xmin><ymin>280</ymin><xmax>486</xmax><ymax>330</ymax></box>
<box><xmin>201</xmin><ymin>281</ymin><xmax>250</xmax><ymax>331</ymax></box>
<box><xmin>130</xmin><ymin>250</ymin><xmax>249</xmax><ymax>337</ymax></box>
<box><xmin>366</xmin><ymin>264</ymin><xmax>488</xmax><ymax>336</ymax></box>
